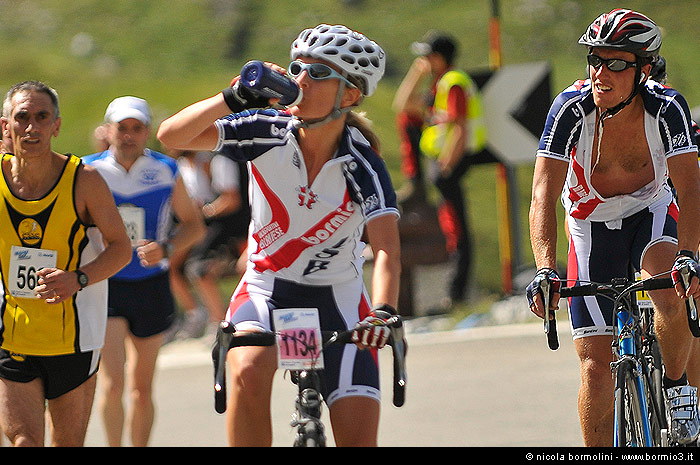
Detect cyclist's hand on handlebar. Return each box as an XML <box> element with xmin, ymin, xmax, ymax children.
<box><xmin>352</xmin><ymin>304</ymin><xmax>396</xmax><ymax>349</ymax></box>
<box><xmin>526</xmin><ymin>268</ymin><xmax>561</xmax><ymax>320</ymax></box>
<box><xmin>671</xmin><ymin>251</ymin><xmax>700</xmax><ymax>300</ymax></box>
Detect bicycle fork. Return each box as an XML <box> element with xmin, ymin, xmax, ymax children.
<box><xmin>612</xmin><ymin>310</ymin><xmax>654</xmax><ymax>447</ymax></box>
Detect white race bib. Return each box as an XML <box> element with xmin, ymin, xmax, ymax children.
<box><xmin>272</xmin><ymin>308</ymin><xmax>323</xmax><ymax>370</ymax></box>
<box><xmin>8</xmin><ymin>245</ymin><xmax>58</xmax><ymax>298</ymax></box>
<box><xmin>118</xmin><ymin>205</ymin><xmax>146</xmax><ymax>246</ymax></box>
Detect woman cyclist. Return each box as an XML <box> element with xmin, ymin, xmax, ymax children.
<box><xmin>157</xmin><ymin>25</ymin><xmax>400</xmax><ymax>446</ymax></box>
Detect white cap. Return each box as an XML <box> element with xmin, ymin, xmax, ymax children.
<box><xmin>104</xmin><ymin>96</ymin><xmax>151</xmax><ymax>125</ymax></box>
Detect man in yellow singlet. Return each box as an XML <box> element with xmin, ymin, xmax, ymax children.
<box><xmin>0</xmin><ymin>81</ymin><xmax>132</xmax><ymax>446</ymax></box>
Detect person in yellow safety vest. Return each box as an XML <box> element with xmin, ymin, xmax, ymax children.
<box><xmin>419</xmin><ymin>68</ymin><xmax>487</xmax><ymax>161</ymax></box>
<box><xmin>393</xmin><ymin>31</ymin><xmax>493</xmax><ymax>305</ymax></box>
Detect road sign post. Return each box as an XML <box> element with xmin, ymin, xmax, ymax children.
<box><xmin>487</xmin><ymin>0</ymin><xmax>550</xmax><ymax>293</ymax></box>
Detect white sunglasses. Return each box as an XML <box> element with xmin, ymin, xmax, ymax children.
<box><xmin>287</xmin><ymin>61</ymin><xmax>356</xmax><ymax>88</ymax></box>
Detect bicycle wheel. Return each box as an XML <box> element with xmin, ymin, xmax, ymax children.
<box><xmin>615</xmin><ymin>359</ymin><xmax>652</xmax><ymax>447</ymax></box>
<box><xmin>294</xmin><ymin>425</ymin><xmax>325</xmax><ymax>447</ymax></box>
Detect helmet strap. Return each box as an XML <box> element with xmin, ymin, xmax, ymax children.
<box><xmin>293</xmin><ymin>78</ymin><xmax>357</xmax><ymax>130</ymax></box>
<box><xmin>599</xmin><ymin>58</ymin><xmax>644</xmax><ymax>123</ymax></box>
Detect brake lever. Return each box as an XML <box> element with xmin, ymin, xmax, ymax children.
<box><xmin>680</xmin><ymin>268</ymin><xmax>698</xmax><ymax>321</ymax></box>
<box><xmin>541</xmin><ymin>279</ymin><xmax>559</xmax><ymax>350</ymax></box>
<box><xmin>679</xmin><ymin>268</ymin><xmax>700</xmax><ymax>337</ymax></box>
<box><xmin>213</xmin><ymin>321</ymin><xmax>235</xmax><ymax>414</ymax></box>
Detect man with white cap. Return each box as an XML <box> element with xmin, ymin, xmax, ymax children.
<box><xmin>84</xmin><ymin>96</ymin><xmax>204</xmax><ymax>446</ymax></box>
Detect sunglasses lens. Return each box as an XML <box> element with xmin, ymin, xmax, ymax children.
<box><xmin>288</xmin><ymin>62</ymin><xmax>302</xmax><ymax>76</ymax></box>
<box><xmin>587</xmin><ymin>55</ymin><xmax>602</xmax><ymax>68</ymax></box>
<box><xmin>587</xmin><ymin>54</ymin><xmax>634</xmax><ymax>72</ymax></box>
<box><xmin>309</xmin><ymin>64</ymin><xmax>332</xmax><ymax>79</ymax></box>
<box><xmin>606</xmin><ymin>60</ymin><xmax>627</xmax><ymax>72</ymax></box>
<box><xmin>288</xmin><ymin>62</ymin><xmax>333</xmax><ymax>80</ymax></box>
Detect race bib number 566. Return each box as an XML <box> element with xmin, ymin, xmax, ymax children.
<box><xmin>8</xmin><ymin>246</ymin><xmax>58</xmax><ymax>298</ymax></box>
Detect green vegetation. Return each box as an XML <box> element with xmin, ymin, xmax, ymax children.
<box><xmin>2</xmin><ymin>0</ymin><xmax>698</xmax><ymax>305</ymax></box>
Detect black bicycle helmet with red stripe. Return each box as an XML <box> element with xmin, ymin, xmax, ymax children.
<box><xmin>578</xmin><ymin>8</ymin><xmax>661</xmax><ymax>58</ymax></box>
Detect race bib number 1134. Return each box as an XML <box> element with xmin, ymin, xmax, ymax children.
<box><xmin>272</xmin><ymin>308</ymin><xmax>323</xmax><ymax>370</ymax></box>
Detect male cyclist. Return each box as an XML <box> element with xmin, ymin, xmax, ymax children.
<box><xmin>527</xmin><ymin>9</ymin><xmax>700</xmax><ymax>446</ymax></box>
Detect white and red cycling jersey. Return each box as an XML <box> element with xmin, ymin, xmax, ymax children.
<box><xmin>214</xmin><ymin>109</ymin><xmax>399</xmax><ymax>286</ymax></box>
<box><xmin>537</xmin><ymin>79</ymin><xmax>697</xmax><ymax>223</ymax></box>
<box><xmin>213</xmin><ymin>110</ymin><xmax>398</xmax><ymax>404</ymax></box>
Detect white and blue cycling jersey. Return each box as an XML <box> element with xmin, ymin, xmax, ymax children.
<box><xmin>537</xmin><ymin>78</ymin><xmax>697</xmax><ymax>222</ymax></box>
<box><xmin>214</xmin><ymin>109</ymin><xmax>399</xmax><ymax>286</ymax></box>
<box><xmin>83</xmin><ymin>149</ymin><xmax>177</xmax><ymax>280</ymax></box>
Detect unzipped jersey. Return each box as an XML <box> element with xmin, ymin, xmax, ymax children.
<box><xmin>537</xmin><ymin>79</ymin><xmax>697</xmax><ymax>222</ymax></box>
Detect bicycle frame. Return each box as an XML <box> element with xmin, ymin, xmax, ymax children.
<box><xmin>558</xmin><ymin>275</ymin><xmax>673</xmax><ymax>447</ymax></box>
<box><xmin>289</xmin><ymin>369</ymin><xmax>326</xmax><ymax>446</ymax></box>
<box><xmin>611</xmin><ymin>292</ymin><xmax>655</xmax><ymax>446</ymax></box>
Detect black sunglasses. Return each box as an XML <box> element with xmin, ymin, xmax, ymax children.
<box><xmin>587</xmin><ymin>54</ymin><xmax>637</xmax><ymax>72</ymax></box>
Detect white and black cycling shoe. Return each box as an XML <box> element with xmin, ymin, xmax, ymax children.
<box><xmin>666</xmin><ymin>384</ymin><xmax>700</xmax><ymax>445</ymax></box>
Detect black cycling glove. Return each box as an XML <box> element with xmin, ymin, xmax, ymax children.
<box><xmin>222</xmin><ymin>78</ymin><xmax>271</xmax><ymax>113</ymax></box>
<box><xmin>526</xmin><ymin>268</ymin><xmax>561</xmax><ymax>308</ymax></box>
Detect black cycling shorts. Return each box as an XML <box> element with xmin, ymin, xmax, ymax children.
<box><xmin>108</xmin><ymin>271</ymin><xmax>176</xmax><ymax>338</ymax></box>
<box><xmin>0</xmin><ymin>348</ymin><xmax>100</xmax><ymax>399</ymax></box>
<box><xmin>566</xmin><ymin>199</ymin><xmax>677</xmax><ymax>339</ymax></box>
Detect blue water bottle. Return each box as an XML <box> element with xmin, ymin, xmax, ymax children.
<box><xmin>240</xmin><ymin>60</ymin><xmax>303</xmax><ymax>107</ymax></box>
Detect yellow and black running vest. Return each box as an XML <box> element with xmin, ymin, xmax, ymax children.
<box><xmin>0</xmin><ymin>154</ymin><xmax>107</xmax><ymax>356</ymax></box>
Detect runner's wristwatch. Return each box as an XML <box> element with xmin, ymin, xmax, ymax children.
<box><xmin>76</xmin><ymin>270</ymin><xmax>88</xmax><ymax>290</ymax></box>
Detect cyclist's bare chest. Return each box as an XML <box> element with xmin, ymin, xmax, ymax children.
<box><xmin>590</xmin><ymin>120</ymin><xmax>654</xmax><ymax>198</ymax></box>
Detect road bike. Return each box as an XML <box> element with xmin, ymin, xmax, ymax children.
<box><xmin>542</xmin><ymin>273</ymin><xmax>673</xmax><ymax>446</ymax></box>
<box><xmin>211</xmin><ymin>313</ymin><xmax>407</xmax><ymax>447</ymax></box>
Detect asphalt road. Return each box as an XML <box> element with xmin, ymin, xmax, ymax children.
<box><xmin>81</xmin><ymin>321</ymin><xmax>584</xmax><ymax>447</ymax></box>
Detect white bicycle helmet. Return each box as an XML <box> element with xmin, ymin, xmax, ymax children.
<box><xmin>290</xmin><ymin>24</ymin><xmax>386</xmax><ymax>96</ymax></box>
